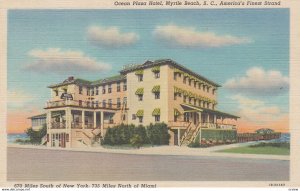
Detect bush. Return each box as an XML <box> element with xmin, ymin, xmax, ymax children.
<box><xmin>146</xmin><ymin>123</ymin><xmax>170</xmax><ymax>145</ymax></box>
<box><xmin>25</xmin><ymin>124</ymin><xmax>47</xmax><ymax>144</ymax></box>
<box><xmin>103</xmin><ymin>123</ymin><xmax>170</xmax><ymax>147</ymax></box>
<box><xmin>130</xmin><ymin>134</ymin><xmax>143</xmax><ymax>148</ymax></box>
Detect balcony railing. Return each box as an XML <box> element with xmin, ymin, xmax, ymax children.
<box><xmin>46</xmin><ymin>100</ymin><xmax>124</xmax><ymax>110</ymax></box>
<box><xmin>51</xmin><ymin>122</ymin><xmax>66</xmax><ymax>129</ymax></box>
<box><xmin>168</xmin><ymin>121</ymin><xmax>236</xmax><ymax>130</ymax></box>
<box><xmin>71</xmin><ymin>122</ymin><xmax>96</xmax><ymax>129</ymax></box>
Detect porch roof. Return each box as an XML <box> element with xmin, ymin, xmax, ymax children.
<box><xmin>180</xmin><ymin>103</ymin><xmax>240</xmax><ymax>119</ymax></box>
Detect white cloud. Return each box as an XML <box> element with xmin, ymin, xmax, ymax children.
<box><xmin>24</xmin><ymin>48</ymin><xmax>111</xmax><ymax>73</ymax></box>
<box><xmin>87</xmin><ymin>26</ymin><xmax>139</xmax><ymax>48</ymax></box>
<box><xmin>153</xmin><ymin>24</ymin><xmax>251</xmax><ymax>48</ymax></box>
<box><xmin>8</xmin><ymin>90</ymin><xmax>34</xmax><ymax>109</ymax></box>
<box><xmin>224</xmin><ymin>67</ymin><xmax>289</xmax><ymax>96</ymax></box>
<box><xmin>231</xmin><ymin>95</ymin><xmax>283</xmax><ymax>125</ymax></box>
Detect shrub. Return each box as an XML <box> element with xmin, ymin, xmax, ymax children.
<box><xmin>25</xmin><ymin>124</ymin><xmax>47</xmax><ymax>144</ymax></box>
<box><xmin>146</xmin><ymin>123</ymin><xmax>170</xmax><ymax>145</ymax></box>
<box><xmin>130</xmin><ymin>134</ymin><xmax>143</xmax><ymax>148</ymax></box>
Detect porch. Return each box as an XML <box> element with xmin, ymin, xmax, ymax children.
<box><xmin>169</xmin><ymin>104</ymin><xmax>239</xmax><ymax>146</ymax></box>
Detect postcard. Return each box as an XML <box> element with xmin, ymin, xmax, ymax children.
<box><xmin>0</xmin><ymin>0</ymin><xmax>300</xmax><ymax>189</ymax></box>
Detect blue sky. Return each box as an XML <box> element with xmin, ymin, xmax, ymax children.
<box><xmin>7</xmin><ymin>9</ymin><xmax>289</xmax><ymax>132</ymax></box>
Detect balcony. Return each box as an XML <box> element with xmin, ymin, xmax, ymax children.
<box><xmin>71</xmin><ymin>122</ymin><xmax>95</xmax><ymax>129</ymax></box>
<box><xmin>46</xmin><ymin>100</ymin><xmax>122</xmax><ymax>110</ymax></box>
<box><xmin>51</xmin><ymin>122</ymin><xmax>66</xmax><ymax>129</ymax></box>
<box><xmin>168</xmin><ymin>121</ymin><xmax>236</xmax><ymax>130</ymax></box>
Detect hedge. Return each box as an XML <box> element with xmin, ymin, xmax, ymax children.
<box><xmin>200</xmin><ymin>129</ymin><xmax>237</xmax><ymax>142</ymax></box>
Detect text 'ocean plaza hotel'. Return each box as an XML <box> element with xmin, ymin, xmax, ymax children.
<box><xmin>39</xmin><ymin>59</ymin><xmax>239</xmax><ymax>148</ymax></box>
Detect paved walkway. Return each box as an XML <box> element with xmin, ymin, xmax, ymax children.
<box><xmin>7</xmin><ymin>141</ymin><xmax>290</xmax><ymax>161</ymax></box>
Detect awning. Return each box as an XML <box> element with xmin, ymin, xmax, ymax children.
<box><xmin>174</xmin><ymin>108</ymin><xmax>181</xmax><ymax>116</ymax></box>
<box><xmin>135</xmin><ymin>70</ymin><xmax>144</xmax><ymax>75</ymax></box>
<box><xmin>136</xmin><ymin>110</ymin><xmax>144</xmax><ymax>117</ymax></box>
<box><xmin>135</xmin><ymin>88</ymin><xmax>144</xmax><ymax>95</ymax></box>
<box><xmin>151</xmin><ymin>66</ymin><xmax>160</xmax><ymax>72</ymax></box>
<box><xmin>152</xmin><ymin>85</ymin><xmax>160</xmax><ymax>93</ymax></box>
<box><xmin>152</xmin><ymin>108</ymin><xmax>160</xmax><ymax>116</ymax></box>
<box><xmin>174</xmin><ymin>68</ymin><xmax>184</xmax><ymax>74</ymax></box>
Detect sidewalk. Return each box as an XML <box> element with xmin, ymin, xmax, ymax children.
<box><xmin>8</xmin><ymin>142</ymin><xmax>290</xmax><ymax>161</ymax></box>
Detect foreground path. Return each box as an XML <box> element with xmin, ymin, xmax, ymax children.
<box><xmin>7</xmin><ymin>147</ymin><xmax>289</xmax><ymax>181</ymax></box>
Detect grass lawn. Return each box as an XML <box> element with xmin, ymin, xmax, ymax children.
<box><xmin>217</xmin><ymin>145</ymin><xmax>290</xmax><ymax>155</ymax></box>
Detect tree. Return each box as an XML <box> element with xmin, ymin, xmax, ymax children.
<box><xmin>25</xmin><ymin>124</ymin><xmax>47</xmax><ymax>144</ymax></box>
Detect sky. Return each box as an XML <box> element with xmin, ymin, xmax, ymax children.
<box><xmin>7</xmin><ymin>9</ymin><xmax>289</xmax><ymax>133</ymax></box>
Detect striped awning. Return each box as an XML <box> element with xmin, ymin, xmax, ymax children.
<box><xmin>135</xmin><ymin>70</ymin><xmax>144</xmax><ymax>75</ymax></box>
<box><xmin>136</xmin><ymin>110</ymin><xmax>144</xmax><ymax>117</ymax></box>
<box><xmin>152</xmin><ymin>85</ymin><xmax>160</xmax><ymax>93</ymax></box>
<box><xmin>135</xmin><ymin>88</ymin><xmax>144</xmax><ymax>95</ymax></box>
<box><xmin>151</xmin><ymin>66</ymin><xmax>160</xmax><ymax>72</ymax></box>
<box><xmin>174</xmin><ymin>108</ymin><xmax>181</xmax><ymax>116</ymax></box>
<box><xmin>174</xmin><ymin>68</ymin><xmax>183</xmax><ymax>74</ymax></box>
<box><xmin>152</xmin><ymin>108</ymin><xmax>160</xmax><ymax>116</ymax></box>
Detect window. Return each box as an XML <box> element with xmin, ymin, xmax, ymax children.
<box><xmin>212</xmin><ymin>89</ymin><xmax>216</xmax><ymax>95</ymax></box>
<box><xmin>117</xmin><ymin>98</ymin><xmax>121</xmax><ymax>108</ymax></box>
<box><xmin>183</xmin><ymin>96</ymin><xmax>187</xmax><ymax>103</ymax></box>
<box><xmin>123</xmin><ymin>97</ymin><xmax>127</xmax><ymax>105</ymax></box>
<box><xmin>138</xmin><ymin>75</ymin><xmax>143</xmax><ymax>82</ymax></box>
<box><xmin>95</xmin><ymin>101</ymin><xmax>99</xmax><ymax>108</ymax></box>
<box><xmin>79</xmin><ymin>86</ymin><xmax>83</xmax><ymax>94</ymax></box>
<box><xmin>79</xmin><ymin>100</ymin><xmax>82</xmax><ymax>106</ymax></box>
<box><xmin>117</xmin><ymin>82</ymin><xmax>121</xmax><ymax>92</ymax></box>
<box><xmin>108</xmin><ymin>99</ymin><xmax>112</xmax><ymax>108</ymax></box>
<box><xmin>173</xmin><ymin>73</ymin><xmax>177</xmax><ymax>80</ymax></box>
<box><xmin>91</xmin><ymin>89</ymin><xmax>94</xmax><ymax>96</ymax></box>
<box><xmin>123</xmin><ymin>81</ymin><xmax>127</xmax><ymax>91</ymax></box>
<box><xmin>194</xmin><ymin>81</ymin><xmax>197</xmax><ymax>88</ymax></box>
<box><xmin>102</xmin><ymin>86</ymin><xmax>106</xmax><ymax>94</ymax></box>
<box><xmin>207</xmin><ymin>86</ymin><xmax>209</xmax><ymax>93</ymax></box>
<box><xmin>96</xmin><ymin>87</ymin><xmax>99</xmax><ymax>95</ymax></box>
<box><xmin>138</xmin><ymin>94</ymin><xmax>143</xmax><ymax>101</ymax></box>
<box><xmin>155</xmin><ymin>92</ymin><xmax>160</xmax><ymax>99</ymax></box>
<box><xmin>66</xmin><ymin>134</ymin><xmax>69</xmax><ymax>142</ymax></box>
<box><xmin>194</xmin><ymin>99</ymin><xmax>197</xmax><ymax>105</ymax></box>
<box><xmin>174</xmin><ymin>115</ymin><xmax>178</xmax><ymax>122</ymax></box>
<box><xmin>103</xmin><ymin>100</ymin><xmax>106</xmax><ymax>108</ymax></box>
<box><xmin>87</xmin><ymin>88</ymin><xmax>89</xmax><ymax>96</ymax></box>
<box><xmin>108</xmin><ymin>84</ymin><xmax>112</xmax><ymax>93</ymax></box>
<box><xmin>139</xmin><ymin>117</ymin><xmax>143</xmax><ymax>123</ymax></box>
<box><xmin>198</xmin><ymin>83</ymin><xmax>201</xmax><ymax>89</ymax></box>
<box><xmin>189</xmin><ymin>79</ymin><xmax>192</xmax><ymax>86</ymax></box>
<box><xmin>174</xmin><ymin>93</ymin><xmax>177</xmax><ymax>100</ymax></box>
<box><xmin>198</xmin><ymin>100</ymin><xmax>201</xmax><ymax>107</ymax></box>
<box><xmin>132</xmin><ymin>114</ymin><xmax>136</xmax><ymax>120</ymax></box>
<box><xmin>202</xmin><ymin>85</ymin><xmax>206</xmax><ymax>91</ymax></box>
<box><xmin>54</xmin><ymin>90</ymin><xmax>58</xmax><ymax>96</ymax></box>
<box><xmin>154</xmin><ymin>72</ymin><xmax>160</xmax><ymax>79</ymax></box>
<box><xmin>183</xmin><ymin>77</ymin><xmax>186</xmax><ymax>84</ymax></box>
<box><xmin>207</xmin><ymin>102</ymin><xmax>210</xmax><ymax>108</ymax></box>
<box><xmin>155</xmin><ymin>115</ymin><xmax>160</xmax><ymax>122</ymax></box>
<box><xmin>178</xmin><ymin>73</ymin><xmax>182</xmax><ymax>77</ymax></box>
<box><xmin>189</xmin><ymin>97</ymin><xmax>192</xmax><ymax>104</ymax></box>
<box><xmin>63</xmin><ymin>88</ymin><xmax>67</xmax><ymax>93</ymax></box>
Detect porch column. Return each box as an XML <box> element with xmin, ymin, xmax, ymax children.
<box><xmin>198</xmin><ymin>112</ymin><xmax>202</xmax><ymax>124</ymax></box>
<box><xmin>214</xmin><ymin>114</ymin><xmax>217</xmax><ymax>123</ymax></box>
<box><xmin>100</xmin><ymin>111</ymin><xmax>104</xmax><ymax>136</ymax></box>
<box><xmin>66</xmin><ymin>108</ymin><xmax>71</xmax><ymax>129</ymax></box>
<box><xmin>207</xmin><ymin>114</ymin><xmax>210</xmax><ymax>123</ymax></box>
<box><xmin>82</xmin><ymin>110</ymin><xmax>85</xmax><ymax>129</ymax></box>
<box><xmin>47</xmin><ymin>111</ymin><xmax>51</xmax><ymax>129</ymax></box>
<box><xmin>94</xmin><ymin>112</ymin><xmax>97</xmax><ymax>129</ymax></box>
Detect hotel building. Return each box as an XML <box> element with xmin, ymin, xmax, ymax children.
<box><xmin>40</xmin><ymin>59</ymin><xmax>239</xmax><ymax>148</ymax></box>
